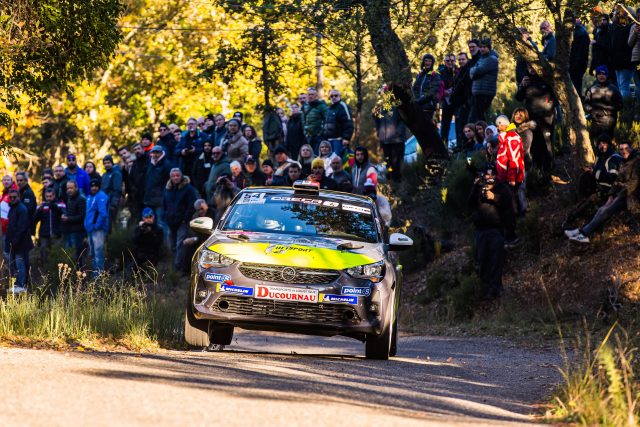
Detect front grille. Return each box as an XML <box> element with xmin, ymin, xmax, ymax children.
<box><xmin>238</xmin><ymin>263</ymin><xmax>340</xmax><ymax>284</ymax></box>
<box><xmin>213</xmin><ymin>295</ymin><xmax>360</xmax><ymax>324</ymax></box>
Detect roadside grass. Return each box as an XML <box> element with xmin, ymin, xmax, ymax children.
<box><xmin>548</xmin><ymin>323</ymin><xmax>639</xmax><ymax>426</ymax></box>
<box><xmin>0</xmin><ymin>264</ymin><xmax>184</xmax><ymax>351</ymax></box>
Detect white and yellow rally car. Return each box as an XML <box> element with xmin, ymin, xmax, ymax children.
<box><xmin>185</xmin><ymin>181</ymin><xmax>413</xmax><ymax>359</ymax></box>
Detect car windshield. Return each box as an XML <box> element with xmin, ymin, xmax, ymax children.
<box><xmin>220</xmin><ymin>193</ymin><xmax>379</xmax><ymax>243</ymax></box>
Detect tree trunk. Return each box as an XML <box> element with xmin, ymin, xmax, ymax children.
<box><xmin>551</xmin><ymin>73</ymin><xmax>594</xmax><ymax>167</ymax></box>
<box><xmin>261</xmin><ymin>38</ymin><xmax>270</xmax><ymax>109</ymax></box>
<box><xmin>354</xmin><ymin>32</ymin><xmax>363</xmax><ymax>145</ymax></box>
<box><xmin>315</xmin><ymin>31</ymin><xmax>325</xmax><ymax>98</ymax></box>
<box><xmin>363</xmin><ymin>0</ymin><xmax>447</xmax><ymax>158</ymax></box>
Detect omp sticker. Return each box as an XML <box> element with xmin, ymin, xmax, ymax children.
<box><xmin>204</xmin><ymin>273</ymin><xmax>232</xmax><ymax>282</ymax></box>
<box><xmin>255</xmin><ymin>285</ymin><xmax>318</xmax><ymax>302</ymax></box>
<box><xmin>341</xmin><ymin>286</ymin><xmax>371</xmax><ymax>297</ymax></box>
<box><xmin>319</xmin><ymin>294</ymin><xmax>358</xmax><ymax>305</ymax></box>
<box><xmin>342</xmin><ymin>204</ymin><xmax>371</xmax><ymax>215</ymax></box>
<box><xmin>237</xmin><ymin>192</ymin><xmax>267</xmax><ymax>205</ymax></box>
<box><xmin>216</xmin><ymin>283</ymin><xmax>253</xmax><ymax>296</ymax></box>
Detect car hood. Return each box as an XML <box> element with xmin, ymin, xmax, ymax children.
<box><xmin>206</xmin><ymin>231</ymin><xmax>384</xmax><ymax>270</ymax></box>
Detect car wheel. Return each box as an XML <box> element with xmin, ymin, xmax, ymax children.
<box><xmin>184</xmin><ymin>299</ymin><xmax>210</xmax><ymax>348</ymax></box>
<box><xmin>389</xmin><ymin>317</ymin><xmax>398</xmax><ymax>357</ymax></box>
<box><xmin>209</xmin><ymin>324</ymin><xmax>234</xmax><ymax>345</ymax></box>
<box><xmin>365</xmin><ymin>300</ymin><xmax>393</xmax><ymax>360</ymax></box>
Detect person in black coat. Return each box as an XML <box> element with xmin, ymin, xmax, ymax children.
<box><xmin>191</xmin><ymin>140</ymin><xmax>214</xmax><ymax>197</ymax></box>
<box><xmin>4</xmin><ymin>189</ymin><xmax>34</xmax><ymax>292</ymax></box>
<box><xmin>309</xmin><ymin>158</ymin><xmax>338</xmax><ymax>190</ymax></box>
<box><xmin>61</xmin><ymin>181</ymin><xmax>86</xmax><ymax>268</ymax></box>
<box><xmin>52</xmin><ymin>165</ymin><xmax>69</xmax><ymax>203</ymax></box>
<box><xmin>468</xmin><ymin>167</ymin><xmax>513</xmax><ymax>299</ymax></box>
<box><xmin>285</xmin><ymin>104</ymin><xmax>306</xmax><ymax>160</ymax></box>
<box><xmin>515</xmin><ymin>67</ymin><xmax>557</xmax><ymax>172</ymax></box>
<box><xmin>101</xmin><ymin>155</ymin><xmax>123</xmax><ymax>228</ymax></box>
<box><xmin>175</xmin><ymin>118</ymin><xmax>210</xmax><ymax>175</ymax></box>
<box><xmin>584</xmin><ymin>66</ymin><xmax>624</xmax><ymax>139</ymax></box>
<box><xmin>144</xmin><ymin>145</ymin><xmax>172</xmax><ymax>239</ymax></box>
<box><xmin>163</xmin><ymin>169</ymin><xmax>197</xmax><ymax>272</ymax></box>
<box><xmin>128</xmin><ymin>143</ymin><xmax>148</xmax><ymax>220</ymax></box>
<box><xmin>243</xmin><ymin>125</ymin><xmax>263</xmax><ymax>165</ymax></box>
<box><xmin>15</xmin><ymin>172</ymin><xmax>36</xmax><ymax>235</ymax></box>
<box><xmin>243</xmin><ymin>156</ymin><xmax>267</xmax><ymax>187</ymax></box>
<box><xmin>132</xmin><ymin>207</ymin><xmax>164</xmax><ymax>267</ymax></box>
<box><xmin>569</xmin><ymin>20</ymin><xmax>591</xmax><ymax>96</ymax></box>
<box><xmin>156</xmin><ymin>123</ymin><xmax>178</xmax><ymax>167</ymax></box>
<box><xmin>373</xmin><ymin>104</ymin><xmax>407</xmax><ymax>182</ymax></box>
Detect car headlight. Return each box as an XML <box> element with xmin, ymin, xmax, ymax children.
<box><xmin>346</xmin><ymin>260</ymin><xmax>385</xmax><ymax>282</ymax></box>
<box><xmin>198</xmin><ymin>249</ymin><xmax>235</xmax><ymax>269</ymax></box>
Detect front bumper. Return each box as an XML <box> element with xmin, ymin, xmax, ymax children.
<box><xmin>189</xmin><ymin>262</ymin><xmax>394</xmax><ymax>340</ymax></box>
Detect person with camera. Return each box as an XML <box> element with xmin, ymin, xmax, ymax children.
<box><xmin>132</xmin><ymin>208</ymin><xmax>164</xmax><ymax>268</ymax></box>
<box><xmin>468</xmin><ymin>166</ymin><xmax>513</xmax><ymax>299</ymax></box>
<box><xmin>212</xmin><ymin>173</ymin><xmax>240</xmax><ymax>223</ymax></box>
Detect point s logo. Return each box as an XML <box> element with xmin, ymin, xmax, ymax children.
<box><xmin>255</xmin><ymin>285</ymin><xmax>318</xmax><ymax>302</ymax></box>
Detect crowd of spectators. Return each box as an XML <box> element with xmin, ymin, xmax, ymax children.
<box><xmin>3</xmin><ymin>6</ymin><xmax>640</xmax><ymax>298</ymax></box>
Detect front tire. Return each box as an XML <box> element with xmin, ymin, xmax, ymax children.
<box><xmin>365</xmin><ymin>300</ymin><xmax>394</xmax><ymax>360</ymax></box>
<box><xmin>185</xmin><ymin>299</ymin><xmax>210</xmax><ymax>347</ymax></box>
<box><xmin>389</xmin><ymin>318</ymin><xmax>398</xmax><ymax>357</ymax></box>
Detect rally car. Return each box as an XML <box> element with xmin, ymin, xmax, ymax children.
<box><xmin>185</xmin><ymin>181</ymin><xmax>413</xmax><ymax>359</ymax></box>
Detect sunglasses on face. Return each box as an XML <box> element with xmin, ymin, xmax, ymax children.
<box><xmin>330</xmin><ymin>94</ymin><xmax>339</xmax><ymax>98</ymax></box>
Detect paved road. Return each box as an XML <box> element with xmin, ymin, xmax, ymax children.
<box><xmin>0</xmin><ymin>332</ymin><xmax>561</xmax><ymax>426</ymax></box>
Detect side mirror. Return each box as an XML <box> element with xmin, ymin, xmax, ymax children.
<box><xmin>190</xmin><ymin>217</ymin><xmax>214</xmax><ymax>236</ymax></box>
<box><xmin>388</xmin><ymin>233</ymin><xmax>413</xmax><ymax>251</ymax></box>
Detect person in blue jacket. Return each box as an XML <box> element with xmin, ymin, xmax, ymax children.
<box><xmin>4</xmin><ymin>188</ymin><xmax>33</xmax><ymax>293</ymax></box>
<box><xmin>84</xmin><ymin>179</ymin><xmax>109</xmax><ymax>275</ymax></box>
<box><xmin>65</xmin><ymin>154</ymin><xmax>90</xmax><ymax>196</ymax></box>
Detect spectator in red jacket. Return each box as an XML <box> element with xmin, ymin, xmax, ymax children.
<box><xmin>495</xmin><ymin>115</ymin><xmax>524</xmax><ymax>247</ymax></box>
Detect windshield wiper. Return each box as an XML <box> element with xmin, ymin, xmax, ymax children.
<box><xmin>226</xmin><ymin>232</ymin><xmax>250</xmax><ymax>241</ymax></box>
<box><xmin>336</xmin><ymin>241</ymin><xmax>365</xmax><ymax>250</ymax></box>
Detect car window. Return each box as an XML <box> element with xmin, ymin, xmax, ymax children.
<box><xmin>220</xmin><ymin>193</ymin><xmax>379</xmax><ymax>243</ymax></box>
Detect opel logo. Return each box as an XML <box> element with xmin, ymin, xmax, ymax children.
<box><xmin>281</xmin><ymin>267</ymin><xmax>296</xmax><ymax>282</ymax></box>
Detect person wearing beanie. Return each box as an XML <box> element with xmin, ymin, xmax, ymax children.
<box><xmin>309</xmin><ymin>157</ymin><xmax>337</xmax><ymax>190</ymax></box>
<box><xmin>101</xmin><ymin>154</ymin><xmax>123</xmax><ymax>229</ymax></box>
<box><xmin>412</xmin><ymin>53</ymin><xmax>444</xmax><ymax>119</ymax></box>
<box><xmin>261</xmin><ymin>159</ymin><xmax>275</xmax><ymax>185</ymax></box>
<box><xmin>352</xmin><ymin>146</ymin><xmax>378</xmax><ymax>195</ymax></box>
<box><xmin>469</xmin><ymin>39</ymin><xmax>499</xmax><ymax>122</ymax></box>
<box><xmin>495</xmin><ymin>115</ymin><xmax>524</xmax><ymax>247</ymax></box>
<box><xmin>585</xmin><ymin>65</ymin><xmax>623</xmax><ymax>139</ymax></box>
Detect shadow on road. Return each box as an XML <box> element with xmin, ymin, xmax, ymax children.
<box><xmin>78</xmin><ymin>333</ymin><xmax>558</xmax><ymax>424</ymax></box>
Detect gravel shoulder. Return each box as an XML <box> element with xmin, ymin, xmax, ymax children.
<box><xmin>0</xmin><ymin>331</ymin><xmax>562</xmax><ymax>426</ymax></box>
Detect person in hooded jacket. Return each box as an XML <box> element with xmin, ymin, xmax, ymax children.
<box><xmin>412</xmin><ymin>53</ymin><xmax>444</xmax><ymax>120</ymax></box>
<box><xmin>163</xmin><ymin>168</ymin><xmax>197</xmax><ymax>272</ymax></box>
<box><xmin>564</xmin><ymin>133</ymin><xmax>623</xmax><ymax>228</ymax></box>
<box><xmin>585</xmin><ymin>66</ymin><xmax>623</xmax><ymax>139</ymax></box>
<box><xmin>351</xmin><ymin>146</ymin><xmax>378</xmax><ymax>195</ymax></box>
<box><xmin>469</xmin><ymin>40</ymin><xmax>499</xmax><ymax>122</ymax></box>
<box><xmin>84</xmin><ymin>179</ymin><xmax>109</xmax><ymax>275</ymax></box>
<box><xmin>221</xmin><ymin>119</ymin><xmax>249</xmax><ymax>163</ymax></box>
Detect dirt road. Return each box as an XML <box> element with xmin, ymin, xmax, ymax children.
<box><xmin>0</xmin><ymin>332</ymin><xmax>561</xmax><ymax>426</ymax></box>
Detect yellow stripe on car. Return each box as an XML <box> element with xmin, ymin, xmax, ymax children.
<box><xmin>208</xmin><ymin>242</ymin><xmax>377</xmax><ymax>269</ymax></box>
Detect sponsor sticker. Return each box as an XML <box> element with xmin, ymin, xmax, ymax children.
<box><xmin>255</xmin><ymin>285</ymin><xmax>318</xmax><ymax>302</ymax></box>
<box><xmin>216</xmin><ymin>283</ymin><xmax>254</xmax><ymax>296</ymax></box>
<box><xmin>319</xmin><ymin>294</ymin><xmax>358</xmax><ymax>305</ymax></box>
<box><xmin>342</xmin><ymin>204</ymin><xmax>371</xmax><ymax>215</ymax></box>
<box><xmin>237</xmin><ymin>192</ymin><xmax>267</xmax><ymax>205</ymax></box>
<box><xmin>204</xmin><ymin>273</ymin><xmax>232</xmax><ymax>283</ymax></box>
<box><xmin>341</xmin><ymin>286</ymin><xmax>371</xmax><ymax>297</ymax></box>
<box><xmin>264</xmin><ymin>244</ymin><xmax>312</xmax><ymax>255</ymax></box>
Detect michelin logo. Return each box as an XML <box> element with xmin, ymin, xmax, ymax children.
<box><xmin>216</xmin><ymin>284</ymin><xmax>253</xmax><ymax>296</ymax></box>
<box><xmin>341</xmin><ymin>286</ymin><xmax>371</xmax><ymax>297</ymax></box>
<box><xmin>205</xmin><ymin>273</ymin><xmax>232</xmax><ymax>283</ymax></box>
<box><xmin>320</xmin><ymin>294</ymin><xmax>358</xmax><ymax>305</ymax></box>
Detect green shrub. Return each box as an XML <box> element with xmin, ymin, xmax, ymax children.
<box><xmin>442</xmin><ymin>158</ymin><xmax>475</xmax><ymax>216</ymax></box>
